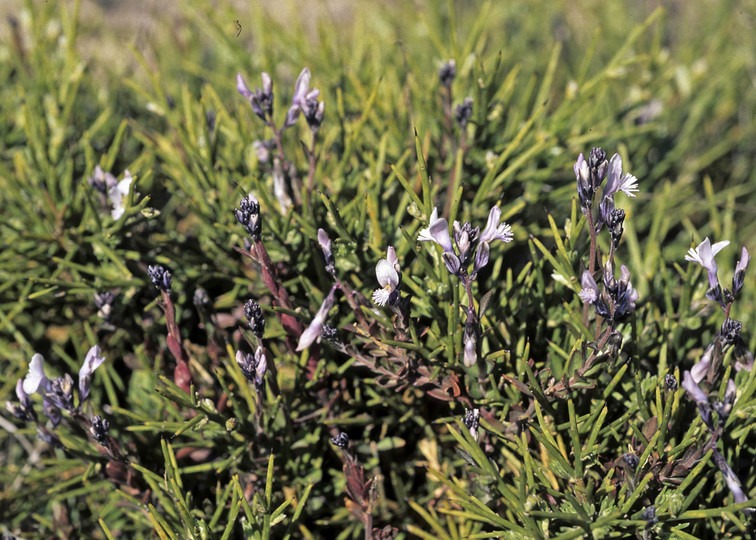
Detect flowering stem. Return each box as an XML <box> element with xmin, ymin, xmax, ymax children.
<box><xmin>305</xmin><ymin>127</ymin><xmax>319</xmax><ymax>217</ymax></box>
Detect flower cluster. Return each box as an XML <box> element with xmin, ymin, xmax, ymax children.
<box><xmin>418</xmin><ymin>206</ymin><xmax>513</xmax><ymax>279</ymax></box>
<box><xmin>237</xmin><ymin>67</ymin><xmax>324</xmax><ymax>132</ymax></box>
<box><xmin>244</xmin><ymin>299</ymin><xmax>266</xmax><ymax>339</ymax></box>
<box><xmin>87</xmin><ymin>166</ymin><xmax>135</xmax><ymax>220</ymax></box>
<box><xmin>147</xmin><ymin>264</ymin><xmax>172</xmax><ymax>293</ymax></box>
<box><xmin>234</xmin><ymin>194</ymin><xmax>262</xmax><ymax>242</ymax></box>
<box><xmin>579</xmin><ymin>261</ymin><xmax>639</xmax><ymax>321</ymax></box>
<box><xmin>236</xmin><ymin>348</ymin><xmax>267</xmax><ymax>388</ymax></box>
<box><xmin>574</xmin><ymin>149</ymin><xmax>637</xmax><ymax>244</ymax></box>
<box><xmin>681</xmin><ymin>237</ymin><xmax>753</xmax><ymax>506</ymax></box>
<box><xmin>6</xmin><ymin>346</ymin><xmax>105</xmax><ymax>428</ymax></box>
<box><xmin>685</xmin><ymin>237</ymin><xmax>749</xmax><ymax>307</ymax></box>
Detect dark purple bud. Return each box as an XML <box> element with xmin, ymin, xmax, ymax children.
<box><xmin>664</xmin><ymin>373</ymin><xmax>678</xmax><ymax>392</ymax></box>
<box><xmin>330</xmin><ymin>431</ymin><xmax>349</xmax><ymax>448</ymax></box>
<box><xmin>455</xmin><ymin>97</ymin><xmax>473</xmax><ymax>129</ymax></box>
<box><xmin>607</xmin><ymin>208</ymin><xmax>625</xmax><ymax>248</ymax></box>
<box><xmin>320</xmin><ymin>324</ymin><xmax>339</xmax><ymax>342</ymax></box>
<box><xmin>719</xmin><ymin>318</ymin><xmax>741</xmax><ymax>349</ymax></box>
<box><xmin>622</xmin><ymin>453</ymin><xmax>640</xmax><ymax>471</ymax></box>
<box><xmin>147</xmin><ymin>265</ymin><xmax>172</xmax><ymax>293</ymax></box>
<box><xmin>234</xmin><ymin>194</ymin><xmax>262</xmax><ymax>241</ymax></box>
<box><xmin>90</xmin><ymin>415</ymin><xmax>110</xmax><ymax>445</ymax></box>
<box><xmin>462</xmin><ymin>408</ymin><xmax>480</xmax><ymax>441</ymax></box>
<box><xmin>438</xmin><ymin>60</ymin><xmax>456</xmax><ymax>88</ymax></box>
<box><xmin>244</xmin><ymin>299</ymin><xmax>266</xmax><ymax>339</ymax></box>
<box><xmin>588</xmin><ymin>147</ymin><xmax>608</xmax><ymax>190</ymax></box>
<box><xmin>235</xmin><ymin>347</ymin><xmax>267</xmax><ymax>388</ymax></box>
<box><xmin>641</xmin><ymin>506</ymin><xmax>657</xmax><ymax>525</ymax></box>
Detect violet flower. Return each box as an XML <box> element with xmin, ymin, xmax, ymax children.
<box><xmin>284</xmin><ymin>68</ymin><xmax>323</xmax><ymax>129</ymax></box>
<box><xmin>578</xmin><ymin>271</ymin><xmax>600</xmax><ymax>304</ymax></box>
<box><xmin>296</xmin><ymin>285</ymin><xmax>338</xmax><ymax>351</ymax></box>
<box><xmin>236</xmin><ymin>72</ymin><xmax>273</xmax><ymax>121</ymax></box>
<box><xmin>732</xmin><ymin>246</ymin><xmax>750</xmax><ymax>296</ymax></box>
<box><xmin>419</xmin><ymin>205</ymin><xmax>513</xmax><ymax>278</ymax></box>
<box><xmin>684</xmin><ymin>237</ymin><xmax>730</xmax><ymax>292</ymax></box>
<box><xmin>372</xmin><ymin>247</ymin><xmax>401</xmax><ymax>307</ymax></box>
<box><xmin>596</xmin><ymin>154</ymin><xmax>637</xmax><ymax>229</ymax></box>
<box><xmin>78</xmin><ymin>345</ymin><xmax>105</xmax><ymax>403</ymax></box>
<box><xmin>682</xmin><ymin>370</ymin><xmax>713</xmax><ymax>430</ymax></box>
<box><xmin>418</xmin><ymin>207</ymin><xmax>454</xmax><ymax>253</ymax></box>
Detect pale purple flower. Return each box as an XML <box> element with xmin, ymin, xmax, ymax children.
<box><xmin>418</xmin><ymin>207</ymin><xmax>454</xmax><ymax>253</ymax></box>
<box><xmin>603</xmin><ymin>154</ymin><xmax>639</xmax><ymax>199</ymax></box>
<box><xmin>79</xmin><ymin>345</ymin><xmax>105</xmax><ymax>402</ymax></box>
<box><xmin>296</xmin><ymin>285</ymin><xmax>338</xmax><ymax>351</ymax></box>
<box><xmin>732</xmin><ymin>246</ymin><xmax>750</xmax><ymax>295</ymax></box>
<box><xmin>372</xmin><ymin>247</ymin><xmax>401</xmax><ymax>306</ymax></box>
<box><xmin>479</xmin><ymin>206</ymin><xmax>513</xmax><ymax>244</ymax></box>
<box><xmin>685</xmin><ymin>237</ymin><xmax>730</xmax><ymax>291</ymax></box>
<box><xmin>237</xmin><ymin>72</ymin><xmax>273</xmax><ymax>121</ymax></box>
<box><xmin>690</xmin><ymin>342</ymin><xmax>714</xmax><ymax>384</ymax></box>
<box><xmin>682</xmin><ymin>370</ymin><xmax>713</xmax><ymax>430</ymax></box>
<box><xmin>578</xmin><ymin>271</ymin><xmax>600</xmax><ymax>304</ymax></box>
<box><xmin>713</xmin><ymin>449</ymin><xmax>748</xmax><ymax>504</ymax></box>
<box><xmin>318</xmin><ymin>228</ymin><xmax>335</xmax><ymax>274</ymax></box>
<box><xmin>284</xmin><ymin>68</ymin><xmax>319</xmax><ymax>128</ymax></box>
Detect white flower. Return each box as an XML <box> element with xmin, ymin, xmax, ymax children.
<box><xmin>372</xmin><ymin>247</ymin><xmax>400</xmax><ymax>306</ymax></box>
<box><xmin>109</xmin><ymin>171</ymin><xmax>133</xmax><ymax>220</ymax></box>
<box><xmin>479</xmin><ymin>206</ymin><xmax>513</xmax><ymax>244</ymax></box>
<box><xmin>23</xmin><ymin>354</ymin><xmax>50</xmax><ymax>395</ymax></box>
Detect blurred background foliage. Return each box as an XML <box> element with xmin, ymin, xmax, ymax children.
<box><xmin>1</xmin><ymin>0</ymin><xmax>755</xmax><ymax>538</ymax></box>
